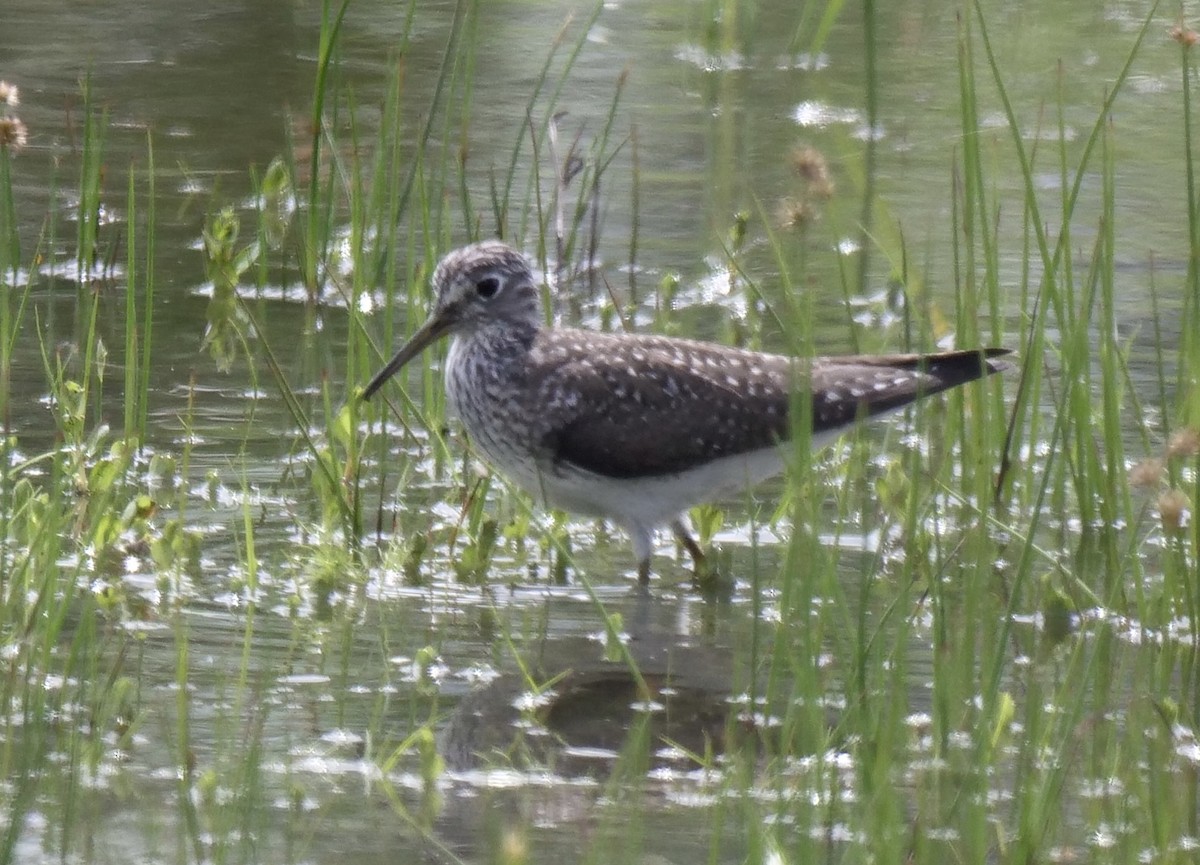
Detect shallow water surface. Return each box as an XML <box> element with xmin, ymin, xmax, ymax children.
<box><xmin>1</xmin><ymin>1</ymin><xmax>1195</xmax><ymax>862</ymax></box>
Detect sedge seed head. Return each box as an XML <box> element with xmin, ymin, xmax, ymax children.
<box><xmin>1158</xmin><ymin>489</ymin><xmax>1190</xmax><ymax>531</ymax></box>
<box><xmin>1128</xmin><ymin>458</ymin><xmax>1163</xmax><ymax>489</ymax></box>
<box><xmin>776</xmin><ymin>196</ymin><xmax>817</xmax><ymax>231</ymax></box>
<box><xmin>1167</xmin><ymin>427</ymin><xmax>1200</xmax><ymax>459</ymax></box>
<box><xmin>0</xmin><ymin>116</ymin><xmax>28</xmax><ymax>153</ymax></box>
<box><xmin>789</xmin><ymin>145</ymin><xmax>830</xmax><ymax>185</ymax></box>
<box><xmin>1170</xmin><ymin>23</ymin><xmax>1200</xmax><ymax>47</ymax></box>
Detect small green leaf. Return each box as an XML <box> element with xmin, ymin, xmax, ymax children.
<box><xmin>990</xmin><ymin>691</ymin><xmax>1015</xmax><ymax>753</ymax></box>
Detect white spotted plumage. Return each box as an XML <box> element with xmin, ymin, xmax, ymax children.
<box><xmin>364</xmin><ymin>240</ymin><xmax>1011</xmax><ymax>583</ymax></box>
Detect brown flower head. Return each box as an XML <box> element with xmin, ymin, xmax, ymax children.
<box><xmin>1170</xmin><ymin>23</ymin><xmax>1200</xmax><ymax>48</ymax></box>
<box><xmin>1157</xmin><ymin>489</ymin><xmax>1190</xmax><ymax>531</ymax></box>
<box><xmin>1128</xmin><ymin>458</ymin><xmax>1163</xmax><ymax>490</ymax></box>
<box><xmin>776</xmin><ymin>196</ymin><xmax>817</xmax><ymax>231</ymax></box>
<box><xmin>0</xmin><ymin>116</ymin><xmax>29</xmax><ymax>153</ymax></box>
<box><xmin>1167</xmin><ymin>427</ymin><xmax>1200</xmax><ymax>459</ymax></box>
<box><xmin>792</xmin><ymin>146</ymin><xmax>830</xmax><ymax>194</ymax></box>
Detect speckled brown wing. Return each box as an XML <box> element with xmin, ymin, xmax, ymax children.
<box><xmin>525</xmin><ymin>330</ymin><xmax>794</xmax><ymax>479</ymax></box>
<box><xmin>525</xmin><ymin>334</ymin><xmax>1009</xmax><ymax>480</ymax></box>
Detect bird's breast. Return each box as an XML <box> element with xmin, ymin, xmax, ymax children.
<box><xmin>444</xmin><ymin>334</ymin><xmax>546</xmax><ymax>485</ymax></box>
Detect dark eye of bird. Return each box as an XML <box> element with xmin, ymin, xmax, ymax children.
<box><xmin>475</xmin><ymin>276</ymin><xmax>500</xmax><ymax>299</ymax></box>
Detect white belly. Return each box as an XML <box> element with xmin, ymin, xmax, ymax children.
<box><xmin>530</xmin><ymin>446</ymin><xmax>787</xmax><ymax>528</ymax></box>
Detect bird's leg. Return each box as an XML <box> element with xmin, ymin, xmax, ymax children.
<box><xmin>630</xmin><ymin>524</ymin><xmax>655</xmax><ymax>585</ymax></box>
<box><xmin>671</xmin><ymin>519</ymin><xmax>707</xmax><ymax>574</ymax></box>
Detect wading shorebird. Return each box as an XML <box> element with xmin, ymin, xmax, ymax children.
<box><xmin>363</xmin><ymin>241</ymin><xmax>1010</xmax><ymax>584</ymax></box>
